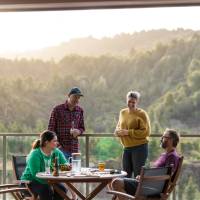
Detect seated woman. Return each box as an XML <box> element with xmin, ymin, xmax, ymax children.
<box><xmin>21</xmin><ymin>130</ymin><xmax>70</xmax><ymax>200</ymax></box>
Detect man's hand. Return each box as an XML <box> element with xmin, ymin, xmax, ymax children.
<box><xmin>70</xmin><ymin>128</ymin><xmax>81</xmax><ymax>138</ymax></box>
<box><xmin>136</xmin><ymin>175</ymin><xmax>140</xmax><ymax>181</ymax></box>
<box><xmin>115</xmin><ymin>129</ymin><xmax>129</xmax><ymax>137</ymax></box>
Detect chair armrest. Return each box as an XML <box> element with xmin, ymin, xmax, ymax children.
<box><xmin>16</xmin><ymin>180</ymin><xmax>36</xmax><ymax>198</ymax></box>
<box><xmin>0</xmin><ymin>184</ymin><xmax>20</xmax><ymax>188</ymax></box>
<box><xmin>107</xmin><ymin>190</ymin><xmax>135</xmax><ymax>199</ymax></box>
<box><xmin>15</xmin><ymin>180</ymin><xmax>31</xmax><ymax>184</ymax></box>
<box><xmin>0</xmin><ymin>187</ymin><xmax>28</xmax><ymax>195</ymax></box>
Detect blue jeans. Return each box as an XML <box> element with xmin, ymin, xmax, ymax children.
<box><xmin>123</xmin><ymin>143</ymin><xmax>148</xmax><ymax>178</ymax></box>
<box><xmin>60</xmin><ymin>150</ymin><xmax>72</xmax><ymax>162</ymax></box>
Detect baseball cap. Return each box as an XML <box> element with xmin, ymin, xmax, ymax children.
<box><xmin>68</xmin><ymin>87</ymin><xmax>83</xmax><ymax>96</ymax></box>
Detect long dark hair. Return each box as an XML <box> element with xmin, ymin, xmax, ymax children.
<box><xmin>32</xmin><ymin>130</ymin><xmax>56</xmax><ymax>149</ymax></box>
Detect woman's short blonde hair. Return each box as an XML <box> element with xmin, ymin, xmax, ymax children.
<box><xmin>126</xmin><ymin>91</ymin><xmax>141</xmax><ymax>99</ymax></box>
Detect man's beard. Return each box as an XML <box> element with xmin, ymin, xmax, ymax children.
<box><xmin>160</xmin><ymin>140</ymin><xmax>167</xmax><ymax>149</ymax></box>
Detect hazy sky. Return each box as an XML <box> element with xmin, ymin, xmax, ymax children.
<box><xmin>0</xmin><ymin>6</ymin><xmax>200</xmax><ymax>53</ymax></box>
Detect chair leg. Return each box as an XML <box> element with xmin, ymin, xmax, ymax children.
<box><xmin>23</xmin><ymin>196</ymin><xmax>38</xmax><ymax>200</ymax></box>
<box><xmin>112</xmin><ymin>195</ymin><xmax>117</xmax><ymax>200</ymax></box>
<box><xmin>12</xmin><ymin>192</ymin><xmax>24</xmax><ymax>200</ymax></box>
<box><xmin>11</xmin><ymin>192</ymin><xmax>21</xmax><ymax>200</ymax></box>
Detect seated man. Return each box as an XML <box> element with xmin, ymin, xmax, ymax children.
<box><xmin>111</xmin><ymin>128</ymin><xmax>180</xmax><ymax>200</ymax></box>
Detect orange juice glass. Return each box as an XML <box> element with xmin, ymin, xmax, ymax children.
<box><xmin>98</xmin><ymin>162</ymin><xmax>105</xmax><ymax>171</ymax></box>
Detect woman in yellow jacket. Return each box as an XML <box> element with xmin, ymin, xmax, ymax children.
<box><xmin>115</xmin><ymin>91</ymin><xmax>150</xmax><ymax>178</ymax></box>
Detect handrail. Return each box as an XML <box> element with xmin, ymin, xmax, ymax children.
<box><xmin>1</xmin><ymin>133</ymin><xmax>200</xmax><ymax>137</ymax></box>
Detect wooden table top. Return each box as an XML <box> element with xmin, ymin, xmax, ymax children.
<box><xmin>36</xmin><ymin>168</ymin><xmax>127</xmax><ymax>181</ymax></box>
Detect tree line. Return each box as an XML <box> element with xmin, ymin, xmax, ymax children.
<box><xmin>0</xmin><ymin>33</ymin><xmax>200</xmax><ymax>133</ymax></box>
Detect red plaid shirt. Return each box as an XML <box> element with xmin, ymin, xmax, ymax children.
<box><xmin>48</xmin><ymin>101</ymin><xmax>85</xmax><ymax>154</ymax></box>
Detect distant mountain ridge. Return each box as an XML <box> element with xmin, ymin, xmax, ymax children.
<box><xmin>2</xmin><ymin>29</ymin><xmax>198</xmax><ymax>61</ymax></box>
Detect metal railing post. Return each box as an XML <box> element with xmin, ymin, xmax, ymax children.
<box><xmin>85</xmin><ymin>134</ymin><xmax>90</xmax><ymax>196</ymax></box>
<box><xmin>3</xmin><ymin>135</ymin><xmax>7</xmax><ymax>200</ymax></box>
<box><xmin>85</xmin><ymin>135</ymin><xmax>89</xmax><ymax>167</ymax></box>
<box><xmin>172</xmin><ymin>187</ymin><xmax>176</xmax><ymax>200</ymax></box>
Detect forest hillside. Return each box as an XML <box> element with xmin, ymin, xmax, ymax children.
<box><xmin>0</xmin><ymin>29</ymin><xmax>200</xmax><ymax>134</ymax></box>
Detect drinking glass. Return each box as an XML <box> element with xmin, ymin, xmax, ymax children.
<box><xmin>69</xmin><ymin>153</ymin><xmax>81</xmax><ymax>173</ymax></box>
<box><xmin>98</xmin><ymin>162</ymin><xmax>105</xmax><ymax>172</ymax></box>
<box><xmin>45</xmin><ymin>159</ymin><xmax>51</xmax><ymax>174</ymax></box>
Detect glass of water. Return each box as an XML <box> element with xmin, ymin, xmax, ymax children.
<box><xmin>70</xmin><ymin>153</ymin><xmax>81</xmax><ymax>173</ymax></box>
<box><xmin>45</xmin><ymin>159</ymin><xmax>51</xmax><ymax>174</ymax></box>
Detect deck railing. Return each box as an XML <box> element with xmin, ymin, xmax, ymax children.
<box><xmin>1</xmin><ymin>133</ymin><xmax>200</xmax><ymax>200</ymax></box>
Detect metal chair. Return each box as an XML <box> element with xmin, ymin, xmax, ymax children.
<box><xmin>0</xmin><ymin>155</ymin><xmax>36</xmax><ymax>200</ymax></box>
<box><xmin>108</xmin><ymin>166</ymin><xmax>172</xmax><ymax>200</ymax></box>
<box><xmin>107</xmin><ymin>156</ymin><xmax>184</xmax><ymax>200</ymax></box>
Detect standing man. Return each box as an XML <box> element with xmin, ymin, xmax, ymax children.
<box><xmin>48</xmin><ymin>87</ymin><xmax>85</xmax><ymax>160</ymax></box>
<box><xmin>115</xmin><ymin>91</ymin><xmax>151</xmax><ymax>178</ymax></box>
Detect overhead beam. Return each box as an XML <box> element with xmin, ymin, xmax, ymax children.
<box><xmin>0</xmin><ymin>0</ymin><xmax>200</xmax><ymax>12</ymax></box>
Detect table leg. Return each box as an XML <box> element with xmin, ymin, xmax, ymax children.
<box><xmin>85</xmin><ymin>180</ymin><xmax>110</xmax><ymax>200</ymax></box>
<box><xmin>49</xmin><ymin>179</ymin><xmax>113</xmax><ymax>200</ymax></box>
<box><xmin>66</xmin><ymin>180</ymin><xmax>110</xmax><ymax>200</ymax></box>
<box><xmin>66</xmin><ymin>182</ymin><xmax>86</xmax><ymax>200</ymax></box>
<box><xmin>52</xmin><ymin>183</ymin><xmax>72</xmax><ymax>200</ymax></box>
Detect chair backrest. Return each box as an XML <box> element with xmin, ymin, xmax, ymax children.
<box><xmin>11</xmin><ymin>155</ymin><xmax>27</xmax><ymax>180</ymax></box>
<box><xmin>135</xmin><ymin>166</ymin><xmax>172</xmax><ymax>198</ymax></box>
<box><xmin>167</xmin><ymin>156</ymin><xmax>184</xmax><ymax>194</ymax></box>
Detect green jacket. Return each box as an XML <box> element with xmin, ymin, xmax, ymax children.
<box><xmin>21</xmin><ymin>147</ymin><xmax>67</xmax><ymax>184</ymax></box>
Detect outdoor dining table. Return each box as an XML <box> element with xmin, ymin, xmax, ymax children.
<box><xmin>36</xmin><ymin>168</ymin><xmax>127</xmax><ymax>200</ymax></box>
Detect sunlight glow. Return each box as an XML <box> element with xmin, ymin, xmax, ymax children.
<box><xmin>0</xmin><ymin>7</ymin><xmax>200</xmax><ymax>53</ymax></box>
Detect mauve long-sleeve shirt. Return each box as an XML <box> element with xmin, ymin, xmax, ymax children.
<box><xmin>153</xmin><ymin>149</ymin><xmax>179</xmax><ymax>172</ymax></box>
